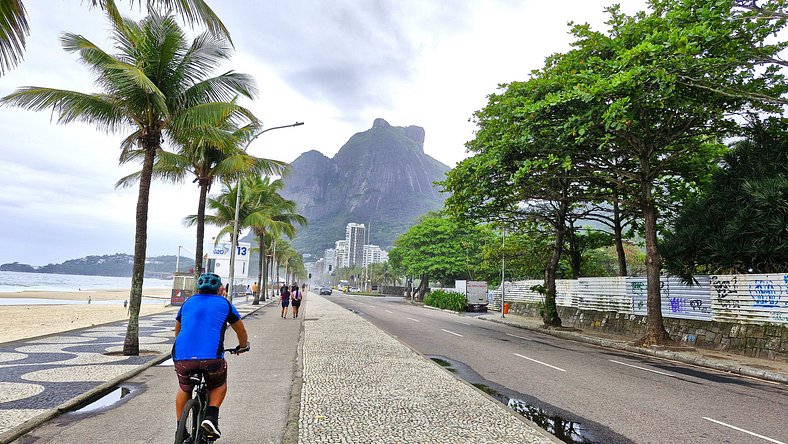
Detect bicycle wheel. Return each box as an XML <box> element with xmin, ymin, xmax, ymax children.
<box><xmin>175</xmin><ymin>398</ymin><xmax>200</xmax><ymax>444</ymax></box>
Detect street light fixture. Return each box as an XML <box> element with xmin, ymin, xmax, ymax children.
<box><xmin>227</xmin><ymin>122</ymin><xmax>304</xmax><ymax>300</ymax></box>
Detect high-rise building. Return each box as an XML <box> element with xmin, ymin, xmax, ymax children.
<box><xmin>363</xmin><ymin>244</ymin><xmax>385</xmax><ymax>267</ymax></box>
<box><xmin>335</xmin><ymin>240</ymin><xmax>349</xmax><ymax>268</ymax></box>
<box><xmin>345</xmin><ymin>223</ymin><xmax>366</xmax><ymax>266</ymax></box>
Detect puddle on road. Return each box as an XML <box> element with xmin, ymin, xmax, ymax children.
<box><xmin>430</xmin><ymin>358</ymin><xmax>457</xmax><ymax>373</ymax></box>
<box><xmin>428</xmin><ymin>356</ymin><xmax>600</xmax><ymax>444</ymax></box>
<box><xmin>71</xmin><ymin>386</ymin><xmax>132</xmax><ymax>413</ymax></box>
<box><xmin>157</xmin><ymin>358</ymin><xmax>174</xmax><ymax>366</ymax></box>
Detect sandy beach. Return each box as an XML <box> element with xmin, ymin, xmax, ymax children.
<box><xmin>0</xmin><ymin>288</ymin><xmax>177</xmax><ymax>344</ymax></box>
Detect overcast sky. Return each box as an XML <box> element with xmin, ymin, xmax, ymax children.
<box><xmin>0</xmin><ymin>0</ymin><xmax>648</xmax><ymax>266</ymax></box>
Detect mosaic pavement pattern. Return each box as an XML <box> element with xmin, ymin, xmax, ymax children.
<box><xmin>0</xmin><ymin>299</ymin><xmax>260</xmax><ymax>436</ymax></box>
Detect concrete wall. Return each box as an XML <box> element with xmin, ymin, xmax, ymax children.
<box><xmin>506</xmin><ymin>302</ymin><xmax>788</xmax><ymax>362</ymax></box>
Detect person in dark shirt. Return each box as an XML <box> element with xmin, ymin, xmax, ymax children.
<box><xmin>280</xmin><ymin>283</ymin><xmax>290</xmax><ymax>318</ymax></box>
<box><xmin>173</xmin><ymin>273</ymin><xmax>249</xmax><ymax>440</ymax></box>
<box><xmin>291</xmin><ymin>282</ymin><xmax>302</xmax><ymax>318</ymax></box>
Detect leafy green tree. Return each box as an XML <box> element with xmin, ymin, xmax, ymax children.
<box><xmin>388</xmin><ymin>213</ymin><xmax>494</xmax><ymax>300</ymax></box>
<box><xmin>661</xmin><ymin>118</ymin><xmax>788</xmax><ymax>279</ymax></box>
<box><xmin>1</xmin><ymin>9</ymin><xmax>254</xmax><ymax>355</ymax></box>
<box><xmin>0</xmin><ymin>0</ymin><xmax>229</xmax><ymax>76</ymax></box>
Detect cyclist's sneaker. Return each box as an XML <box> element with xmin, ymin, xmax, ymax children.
<box><xmin>201</xmin><ymin>417</ymin><xmax>221</xmax><ymax>439</ymax></box>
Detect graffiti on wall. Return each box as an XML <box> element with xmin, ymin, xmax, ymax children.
<box><xmin>710</xmin><ymin>275</ymin><xmax>740</xmax><ymax>309</ymax></box>
<box><xmin>628</xmin><ymin>277</ymin><xmax>712</xmax><ymax>321</ymax></box>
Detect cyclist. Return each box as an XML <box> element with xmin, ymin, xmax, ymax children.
<box><xmin>173</xmin><ymin>272</ymin><xmax>249</xmax><ymax>440</ymax></box>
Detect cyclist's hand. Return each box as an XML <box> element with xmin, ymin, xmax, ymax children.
<box><xmin>232</xmin><ymin>343</ymin><xmax>250</xmax><ymax>354</ymax></box>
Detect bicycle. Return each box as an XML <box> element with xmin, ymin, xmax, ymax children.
<box><xmin>174</xmin><ymin>345</ymin><xmax>250</xmax><ymax>444</ymax></box>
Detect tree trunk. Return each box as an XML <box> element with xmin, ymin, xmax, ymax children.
<box><xmin>567</xmin><ymin>219</ymin><xmax>581</xmax><ymax>279</ymax></box>
<box><xmin>253</xmin><ymin>231</ymin><xmax>265</xmax><ymax>304</ymax></box>
<box><xmin>613</xmin><ymin>198</ymin><xmax>628</xmax><ymax>276</ymax></box>
<box><xmin>637</xmin><ymin>180</ymin><xmax>671</xmax><ymax>346</ymax></box>
<box><xmin>416</xmin><ymin>274</ymin><xmax>428</xmax><ymax>301</ymax></box>
<box><xmin>543</xmin><ymin>201</ymin><xmax>567</xmax><ymax>328</ymax></box>
<box><xmin>123</xmin><ymin>143</ymin><xmax>156</xmax><ymax>356</ymax></box>
<box><xmin>194</xmin><ymin>180</ymin><xmax>209</xmax><ymax>277</ymax></box>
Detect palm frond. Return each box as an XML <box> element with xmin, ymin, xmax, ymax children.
<box><xmin>0</xmin><ymin>87</ymin><xmax>126</xmax><ymax>131</ymax></box>
<box><xmin>0</xmin><ymin>0</ymin><xmax>29</xmax><ymax>75</ymax></box>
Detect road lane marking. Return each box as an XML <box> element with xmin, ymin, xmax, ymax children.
<box><xmin>456</xmin><ymin>321</ymin><xmax>471</xmax><ymax>326</ymax></box>
<box><xmin>441</xmin><ymin>329</ymin><xmax>464</xmax><ymax>337</ymax></box>
<box><xmin>514</xmin><ymin>353</ymin><xmax>566</xmax><ymax>372</ymax></box>
<box><xmin>703</xmin><ymin>417</ymin><xmax>785</xmax><ymax>444</ymax></box>
<box><xmin>507</xmin><ymin>333</ymin><xmax>531</xmax><ymax>341</ymax></box>
<box><xmin>609</xmin><ymin>359</ymin><xmax>675</xmax><ymax>377</ymax></box>
<box><xmin>385</xmin><ymin>310</ymin><xmax>393</xmax><ymax>314</ymax></box>
<box><xmin>407</xmin><ymin>317</ymin><xmax>421</xmax><ymax>323</ymax></box>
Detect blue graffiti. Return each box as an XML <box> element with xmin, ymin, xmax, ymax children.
<box><xmin>669</xmin><ymin>297</ymin><xmax>688</xmax><ymax>313</ymax></box>
<box><xmin>748</xmin><ymin>280</ymin><xmax>782</xmax><ymax>308</ymax></box>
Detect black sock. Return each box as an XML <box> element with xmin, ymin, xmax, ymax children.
<box><xmin>206</xmin><ymin>406</ymin><xmax>219</xmax><ymax>421</ymax></box>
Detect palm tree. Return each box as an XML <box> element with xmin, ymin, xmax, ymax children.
<box><xmin>0</xmin><ymin>0</ymin><xmax>229</xmax><ymax>76</ymax></box>
<box><xmin>1</xmin><ymin>9</ymin><xmax>256</xmax><ymax>355</ymax></box>
<box><xmin>120</xmin><ymin>122</ymin><xmax>288</xmax><ymax>277</ymax></box>
<box><xmin>244</xmin><ymin>176</ymin><xmax>307</xmax><ymax>304</ymax></box>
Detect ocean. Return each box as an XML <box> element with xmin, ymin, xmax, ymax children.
<box><xmin>0</xmin><ymin>270</ymin><xmax>173</xmax><ymax>293</ymax></box>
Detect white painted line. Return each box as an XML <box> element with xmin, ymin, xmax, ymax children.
<box><xmin>703</xmin><ymin>417</ymin><xmax>785</xmax><ymax>444</ymax></box>
<box><xmin>609</xmin><ymin>360</ymin><xmax>675</xmax><ymax>377</ymax></box>
<box><xmin>406</xmin><ymin>317</ymin><xmax>421</xmax><ymax>323</ymax></box>
<box><xmin>514</xmin><ymin>353</ymin><xmax>566</xmax><ymax>372</ymax></box>
<box><xmin>507</xmin><ymin>333</ymin><xmax>530</xmax><ymax>341</ymax></box>
<box><xmin>456</xmin><ymin>321</ymin><xmax>471</xmax><ymax>326</ymax></box>
<box><xmin>385</xmin><ymin>310</ymin><xmax>393</xmax><ymax>314</ymax></box>
<box><xmin>441</xmin><ymin>329</ymin><xmax>464</xmax><ymax>337</ymax></box>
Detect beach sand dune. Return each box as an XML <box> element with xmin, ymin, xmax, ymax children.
<box><xmin>0</xmin><ymin>289</ymin><xmax>176</xmax><ymax>344</ymax></box>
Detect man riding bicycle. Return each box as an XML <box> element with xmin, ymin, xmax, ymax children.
<box><xmin>173</xmin><ymin>273</ymin><xmax>250</xmax><ymax>440</ymax></box>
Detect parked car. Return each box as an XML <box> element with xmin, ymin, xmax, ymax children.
<box><xmin>349</xmin><ymin>287</ymin><xmax>360</xmax><ymax>293</ymax></box>
<box><xmin>319</xmin><ymin>286</ymin><xmax>332</xmax><ymax>295</ymax></box>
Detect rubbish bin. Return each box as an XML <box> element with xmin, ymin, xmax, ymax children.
<box><xmin>503</xmin><ymin>303</ymin><xmax>510</xmax><ymax>314</ymax></box>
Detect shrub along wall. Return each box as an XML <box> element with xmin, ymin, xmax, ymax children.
<box><xmin>506</xmin><ymin>302</ymin><xmax>788</xmax><ymax>362</ymax></box>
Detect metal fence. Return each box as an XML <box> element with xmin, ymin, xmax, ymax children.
<box><xmin>489</xmin><ymin>273</ymin><xmax>788</xmax><ymax>326</ymax></box>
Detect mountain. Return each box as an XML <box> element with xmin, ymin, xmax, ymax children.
<box><xmin>0</xmin><ymin>254</ymin><xmax>194</xmax><ymax>277</ymax></box>
<box><xmin>281</xmin><ymin>118</ymin><xmax>450</xmax><ymax>257</ymax></box>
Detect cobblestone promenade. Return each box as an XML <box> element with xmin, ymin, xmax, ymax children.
<box><xmin>299</xmin><ymin>295</ymin><xmax>556</xmax><ymax>443</ymax></box>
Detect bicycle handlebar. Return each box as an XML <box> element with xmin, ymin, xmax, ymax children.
<box><xmin>224</xmin><ymin>342</ymin><xmax>251</xmax><ymax>355</ymax></box>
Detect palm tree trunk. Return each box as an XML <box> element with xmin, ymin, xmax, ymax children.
<box><xmin>123</xmin><ymin>143</ymin><xmax>156</xmax><ymax>356</ymax></box>
<box><xmin>253</xmin><ymin>231</ymin><xmax>265</xmax><ymax>304</ymax></box>
<box><xmin>194</xmin><ymin>180</ymin><xmax>209</xmax><ymax>276</ymax></box>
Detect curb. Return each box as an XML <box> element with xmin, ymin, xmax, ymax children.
<box><xmin>282</xmin><ymin>297</ymin><xmax>307</xmax><ymax>444</ymax></box>
<box><xmin>0</xmin><ymin>301</ymin><xmax>269</xmax><ymax>444</ymax></box>
<box><xmin>481</xmin><ymin>316</ymin><xmax>788</xmax><ymax>385</ymax></box>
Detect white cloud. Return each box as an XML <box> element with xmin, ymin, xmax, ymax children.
<box><xmin>0</xmin><ymin>0</ymin><xmax>648</xmax><ymax>266</ymax></box>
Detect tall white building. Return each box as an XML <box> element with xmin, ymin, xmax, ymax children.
<box><xmin>363</xmin><ymin>244</ymin><xmax>386</xmax><ymax>267</ymax></box>
<box><xmin>345</xmin><ymin>223</ymin><xmax>366</xmax><ymax>267</ymax></box>
<box><xmin>335</xmin><ymin>239</ymin><xmax>349</xmax><ymax>268</ymax></box>
<box><xmin>324</xmin><ymin>248</ymin><xmax>336</xmax><ymax>272</ymax></box>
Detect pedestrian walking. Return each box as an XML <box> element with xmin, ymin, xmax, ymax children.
<box><xmin>87</xmin><ymin>296</ymin><xmax>91</xmax><ymax>304</ymax></box>
<box><xmin>280</xmin><ymin>283</ymin><xmax>290</xmax><ymax>318</ymax></box>
<box><xmin>291</xmin><ymin>282</ymin><xmax>302</xmax><ymax>318</ymax></box>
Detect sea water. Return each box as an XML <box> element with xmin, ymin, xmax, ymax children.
<box><xmin>0</xmin><ymin>270</ymin><xmax>172</xmax><ymax>293</ymax></box>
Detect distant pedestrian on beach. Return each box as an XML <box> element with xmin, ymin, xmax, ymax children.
<box><xmin>87</xmin><ymin>296</ymin><xmax>91</xmax><ymax>304</ymax></box>
<box><xmin>291</xmin><ymin>282</ymin><xmax>302</xmax><ymax>318</ymax></box>
<box><xmin>123</xmin><ymin>300</ymin><xmax>128</xmax><ymax>309</ymax></box>
<box><xmin>280</xmin><ymin>283</ymin><xmax>290</xmax><ymax>318</ymax></box>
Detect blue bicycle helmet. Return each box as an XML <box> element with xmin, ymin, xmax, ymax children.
<box><xmin>197</xmin><ymin>273</ymin><xmax>222</xmax><ymax>293</ymax></box>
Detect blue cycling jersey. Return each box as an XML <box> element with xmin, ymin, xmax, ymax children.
<box><xmin>173</xmin><ymin>293</ymin><xmax>241</xmax><ymax>361</ymax></box>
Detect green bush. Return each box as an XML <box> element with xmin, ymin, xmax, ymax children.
<box><xmin>424</xmin><ymin>289</ymin><xmax>466</xmax><ymax>312</ymax></box>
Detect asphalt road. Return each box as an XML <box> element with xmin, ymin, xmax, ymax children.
<box><xmin>330</xmin><ymin>293</ymin><xmax>788</xmax><ymax>444</ymax></box>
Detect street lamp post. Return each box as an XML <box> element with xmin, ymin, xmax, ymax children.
<box><xmin>501</xmin><ymin>226</ymin><xmax>506</xmax><ymax>319</ymax></box>
<box><xmin>227</xmin><ymin>122</ymin><xmax>304</xmax><ymax>301</ymax></box>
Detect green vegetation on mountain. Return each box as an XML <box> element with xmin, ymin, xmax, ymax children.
<box><xmin>0</xmin><ymin>254</ymin><xmax>194</xmax><ymax>277</ymax></box>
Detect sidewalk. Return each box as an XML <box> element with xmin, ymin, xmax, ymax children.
<box><xmin>299</xmin><ymin>295</ymin><xmax>557</xmax><ymax>443</ymax></box>
<box><xmin>475</xmin><ymin>310</ymin><xmax>788</xmax><ymax>384</ymax></box>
